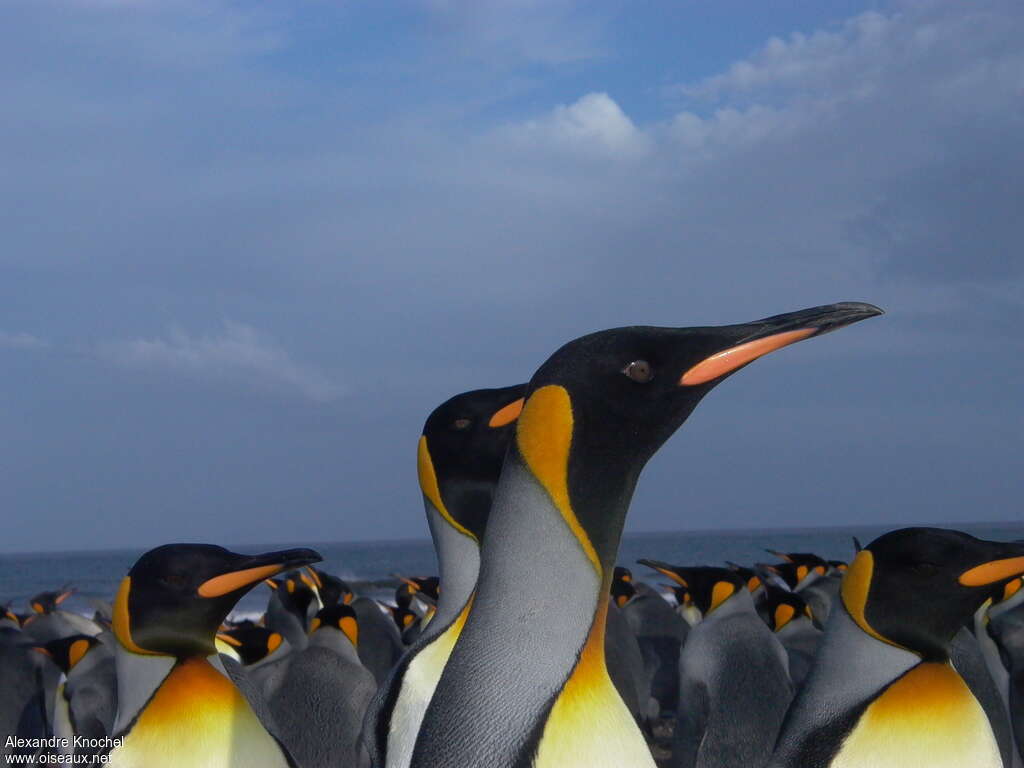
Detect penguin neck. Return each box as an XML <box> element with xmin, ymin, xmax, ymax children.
<box><xmin>67</xmin><ymin>644</ymin><xmax>110</xmax><ymax>682</ymax></box>
<box><xmin>114</xmin><ymin>648</ymin><xmax>239</xmax><ymax>735</ymax></box>
<box><xmin>777</xmin><ymin>600</ymin><xmax>920</xmax><ymax>755</ymax></box>
<box><xmin>701</xmin><ymin>587</ymin><xmax>755</xmax><ymax>623</ymax></box>
<box><xmin>425</xmin><ymin>501</ymin><xmax>480</xmax><ymax>632</ymax></box>
<box><xmin>249</xmin><ymin>638</ymin><xmax>293</xmax><ymax>670</ymax></box>
<box><xmin>267</xmin><ymin>594</ymin><xmax>309</xmax><ymax>651</ymax></box>
<box><xmin>112</xmin><ymin>645</ymin><xmax>177</xmax><ymax>735</ymax></box>
<box><xmin>475</xmin><ymin>451</ymin><xmax>619</xmax><ymax>679</ymax></box>
<box><xmin>308</xmin><ymin>627</ymin><xmax>361</xmax><ymax>664</ymax></box>
<box><xmin>974</xmin><ymin>603</ymin><xmax>1011</xmax><ymax>705</ymax></box>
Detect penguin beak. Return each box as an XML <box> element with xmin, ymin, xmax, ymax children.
<box><xmin>198</xmin><ymin>548</ymin><xmax>322</xmax><ymax>599</ymax></box>
<box><xmin>680</xmin><ymin>302</ymin><xmax>883</xmax><ymax>386</ymax></box>
<box><xmin>767</xmin><ymin>549</ymin><xmax>794</xmax><ymax>563</ymax></box>
<box><xmin>304</xmin><ymin>567</ymin><xmax>324</xmax><ymax>589</ymax></box>
<box><xmin>637</xmin><ymin>558</ymin><xmax>688</xmax><ymax>587</ymax></box>
<box><xmin>396</xmin><ymin>576</ymin><xmax>421</xmax><ymax>592</ymax></box>
<box><xmin>959</xmin><ymin>545</ymin><xmax>1024</xmax><ymax>587</ymax></box>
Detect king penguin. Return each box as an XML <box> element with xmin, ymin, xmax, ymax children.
<box><xmin>770</xmin><ymin>527</ymin><xmax>1024</xmax><ymax>768</ymax></box>
<box><xmin>759</xmin><ymin>582</ymin><xmax>821</xmax><ymax>690</ymax></box>
<box><xmin>410</xmin><ymin>301</ymin><xmax>882</xmax><ymax>768</ymax></box>
<box><xmin>366</xmin><ymin>383</ymin><xmax>527</xmax><ymax>768</ymax></box>
<box><xmin>105</xmin><ymin>543</ymin><xmax>320</xmax><ymax>768</ymax></box>
<box><xmin>34</xmin><ymin>634</ymin><xmax>117</xmax><ymax>754</ymax></box>
<box><xmin>268</xmin><ymin>603</ymin><xmax>378</xmax><ymax>768</ymax></box>
<box><xmin>639</xmin><ymin>563</ymin><xmax>793</xmax><ymax>768</ymax></box>
<box><xmin>989</xmin><ymin>585</ymin><xmax>1024</xmax><ymax>765</ymax></box>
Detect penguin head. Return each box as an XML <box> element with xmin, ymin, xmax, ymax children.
<box><xmin>842</xmin><ymin>527</ymin><xmax>1024</xmax><ymax>661</ymax></box>
<box><xmin>391</xmin><ymin>605</ymin><xmax>418</xmax><ymax>632</ymax></box>
<box><xmin>610</xmin><ymin>568</ymin><xmax>636</xmax><ymax>608</ymax></box>
<box><xmin>113</xmin><ymin>544</ymin><xmax>321</xmax><ymax>657</ymax></box>
<box><xmin>309</xmin><ymin>568</ymin><xmax>354</xmax><ymax>607</ymax></box>
<box><xmin>766</xmin><ymin>550</ymin><xmax>830</xmax><ymax>581</ymax></box>
<box><xmin>761</xmin><ymin>561</ymin><xmax>827</xmax><ymax>590</ymax></box>
<box><xmin>760</xmin><ymin>584</ymin><xmax>813</xmax><ymax>632</ymax></box>
<box><xmin>311</xmin><ymin>604</ymin><xmax>360</xmax><ymax>648</ymax></box>
<box><xmin>216</xmin><ymin>626</ymin><xmax>286</xmax><ymax>665</ymax></box>
<box><xmin>514</xmin><ymin>302</ymin><xmax>882</xmax><ymax>574</ymax></box>
<box><xmin>726</xmin><ymin>562</ymin><xmax>764</xmax><ymax>593</ymax></box>
<box><xmin>419</xmin><ymin>384</ymin><xmax>528</xmax><ymax>542</ymax></box>
<box><xmin>639</xmin><ymin>561</ymin><xmax>746</xmax><ymax>618</ymax></box>
<box><xmin>766</xmin><ymin>550</ymin><xmax>827</xmax><ymax>566</ymax></box>
<box><xmin>396</xmin><ymin>576</ymin><xmax>440</xmax><ymax>604</ymax></box>
<box><xmin>32</xmin><ymin>634</ymin><xmax>101</xmax><ymax>674</ymax></box>
<box><xmin>29</xmin><ymin>587</ymin><xmax>74</xmax><ymax>615</ymax></box>
<box><xmin>266</xmin><ymin>573</ymin><xmax>322</xmax><ymax>622</ymax></box>
<box><xmin>3</xmin><ymin>603</ymin><xmax>20</xmax><ymax>627</ymax></box>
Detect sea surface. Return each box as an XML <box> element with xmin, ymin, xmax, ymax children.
<box><xmin>3</xmin><ymin>523</ymin><xmax>1023</xmax><ymax>618</ymax></box>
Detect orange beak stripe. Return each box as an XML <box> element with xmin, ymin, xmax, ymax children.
<box><xmin>959</xmin><ymin>557</ymin><xmax>1024</xmax><ymax>587</ymax></box>
<box><xmin>489</xmin><ymin>397</ymin><xmax>525</xmax><ymax>428</ymax></box>
<box><xmin>652</xmin><ymin>567</ymin><xmax>688</xmax><ymax>588</ymax></box>
<box><xmin>680</xmin><ymin>328</ymin><xmax>817</xmax><ymax>386</ymax></box>
<box><xmin>198</xmin><ymin>564</ymin><xmax>286</xmax><ymax>598</ymax></box>
<box><xmin>305</xmin><ymin>567</ymin><xmax>323</xmax><ymax>589</ymax></box>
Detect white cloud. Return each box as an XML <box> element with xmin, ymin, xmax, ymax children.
<box><xmin>0</xmin><ymin>331</ymin><xmax>46</xmax><ymax>349</ymax></box>
<box><xmin>501</xmin><ymin>92</ymin><xmax>649</xmax><ymax>155</ymax></box>
<box><xmin>99</xmin><ymin>322</ymin><xmax>342</xmax><ymax>402</ymax></box>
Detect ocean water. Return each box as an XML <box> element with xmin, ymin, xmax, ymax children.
<box><xmin>3</xmin><ymin>523</ymin><xmax>1023</xmax><ymax>618</ymax></box>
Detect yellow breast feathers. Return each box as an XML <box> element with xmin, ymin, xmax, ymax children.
<box><xmin>832</xmin><ymin>661</ymin><xmax>1001</xmax><ymax>768</ymax></box>
<box><xmin>108</xmin><ymin>657</ymin><xmax>290</xmax><ymax>768</ymax></box>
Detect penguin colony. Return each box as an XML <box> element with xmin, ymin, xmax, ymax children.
<box><xmin>4</xmin><ymin>301</ymin><xmax>1024</xmax><ymax>767</ymax></box>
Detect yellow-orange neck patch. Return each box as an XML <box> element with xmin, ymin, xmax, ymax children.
<box><xmin>841</xmin><ymin>551</ymin><xmax>909</xmax><ymax>653</ymax></box>
<box><xmin>774</xmin><ymin>603</ymin><xmax>796</xmax><ymax>631</ymax></box>
<box><xmin>340</xmin><ymin>616</ymin><xmax>359</xmax><ymax>648</ymax></box>
<box><xmin>68</xmin><ymin>638</ymin><xmax>91</xmax><ymax>670</ymax></box>
<box><xmin>417</xmin><ymin>435</ymin><xmax>477</xmax><ymax>541</ymax></box>
<box><xmin>516</xmin><ymin>385</ymin><xmax>601</xmax><ymax>576</ymax></box>
<box><xmin>708</xmin><ymin>581</ymin><xmax>736</xmax><ymax>614</ymax></box>
<box><xmin>113</xmin><ymin>577</ymin><xmax>160</xmax><ymax>656</ymax></box>
<box><xmin>267</xmin><ymin>632</ymin><xmax>282</xmax><ymax>654</ymax></box>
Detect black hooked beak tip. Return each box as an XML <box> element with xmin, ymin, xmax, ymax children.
<box><xmin>743</xmin><ymin>302</ymin><xmax>885</xmax><ymax>342</ymax></box>
<box><xmin>680</xmin><ymin>301</ymin><xmax>883</xmax><ymax>387</ymax></box>
<box><xmin>198</xmin><ymin>548</ymin><xmax>323</xmax><ymax>599</ymax></box>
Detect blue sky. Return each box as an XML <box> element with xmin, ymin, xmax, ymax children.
<box><xmin>1</xmin><ymin>0</ymin><xmax>1021</xmax><ymax>552</ymax></box>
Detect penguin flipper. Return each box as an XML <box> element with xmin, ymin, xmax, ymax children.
<box><xmin>671</xmin><ymin>677</ymin><xmax>709</xmax><ymax>768</ymax></box>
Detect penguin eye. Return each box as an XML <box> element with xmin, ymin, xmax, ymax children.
<box><xmin>622</xmin><ymin>360</ymin><xmax>653</xmax><ymax>383</ymax></box>
<box><xmin>452</xmin><ymin>418</ymin><xmax>472</xmax><ymax>430</ymax></box>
